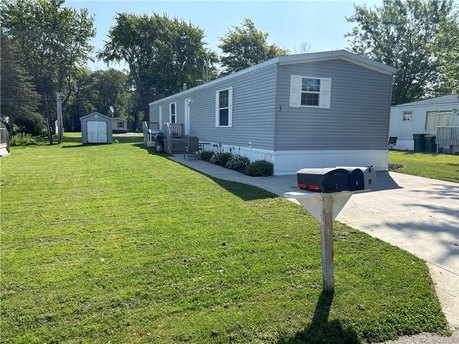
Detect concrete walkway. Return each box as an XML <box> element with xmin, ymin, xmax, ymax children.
<box><xmin>170</xmin><ymin>155</ymin><xmax>459</xmax><ymax>341</ymax></box>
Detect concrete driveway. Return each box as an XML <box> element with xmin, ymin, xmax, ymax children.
<box><xmin>337</xmin><ymin>172</ymin><xmax>459</xmax><ymax>330</ymax></box>
<box><xmin>170</xmin><ymin>155</ymin><xmax>459</xmax><ymax>332</ymax></box>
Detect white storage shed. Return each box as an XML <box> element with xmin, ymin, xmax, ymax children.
<box><xmin>81</xmin><ymin>112</ymin><xmax>113</xmax><ymax>144</ymax></box>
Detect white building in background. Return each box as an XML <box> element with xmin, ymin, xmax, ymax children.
<box><xmin>389</xmin><ymin>95</ymin><xmax>459</xmax><ymax>151</ymax></box>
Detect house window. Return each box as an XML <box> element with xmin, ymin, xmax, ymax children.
<box><xmin>169</xmin><ymin>102</ymin><xmax>176</xmax><ymax>124</ymax></box>
<box><xmin>215</xmin><ymin>88</ymin><xmax>232</xmax><ymax>127</ymax></box>
<box><xmin>402</xmin><ymin>112</ymin><xmax>412</xmax><ymax>121</ymax></box>
<box><xmin>289</xmin><ymin>75</ymin><xmax>331</xmax><ymax>109</ymax></box>
<box><xmin>425</xmin><ymin>111</ymin><xmax>453</xmax><ymax>130</ymax></box>
<box><xmin>117</xmin><ymin>121</ymin><xmax>124</xmax><ymax>128</ymax></box>
<box><xmin>301</xmin><ymin>78</ymin><xmax>320</xmax><ymax>106</ymax></box>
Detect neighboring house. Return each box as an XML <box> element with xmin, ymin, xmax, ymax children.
<box><xmin>80</xmin><ymin>112</ymin><xmax>113</xmax><ymax>144</ymax></box>
<box><xmin>112</xmin><ymin>117</ymin><xmax>128</xmax><ymax>133</ymax></box>
<box><xmin>149</xmin><ymin>50</ymin><xmax>396</xmax><ymax>175</ymax></box>
<box><xmin>0</xmin><ymin>122</ymin><xmax>10</xmax><ymax>157</ymax></box>
<box><xmin>389</xmin><ymin>95</ymin><xmax>459</xmax><ymax>152</ymax></box>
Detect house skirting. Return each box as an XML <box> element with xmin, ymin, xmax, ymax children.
<box><xmin>207</xmin><ymin>143</ymin><xmax>388</xmax><ymax>175</ymax></box>
<box><xmin>393</xmin><ymin>140</ymin><xmax>414</xmax><ymax>151</ymax></box>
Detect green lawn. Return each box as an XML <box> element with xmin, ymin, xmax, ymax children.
<box><xmin>1</xmin><ymin>134</ymin><xmax>449</xmax><ymax>343</ymax></box>
<box><xmin>389</xmin><ymin>150</ymin><xmax>459</xmax><ymax>183</ymax></box>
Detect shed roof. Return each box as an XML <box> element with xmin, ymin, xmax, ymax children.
<box><xmin>393</xmin><ymin>95</ymin><xmax>459</xmax><ymax>108</ymax></box>
<box><xmin>149</xmin><ymin>49</ymin><xmax>397</xmax><ymax>106</ymax></box>
<box><xmin>80</xmin><ymin>112</ymin><xmax>111</xmax><ymax>120</ymax></box>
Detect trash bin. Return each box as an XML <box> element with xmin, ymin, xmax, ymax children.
<box><xmin>413</xmin><ymin>134</ymin><xmax>426</xmax><ymax>152</ymax></box>
<box><xmin>424</xmin><ymin>135</ymin><xmax>437</xmax><ymax>153</ymax></box>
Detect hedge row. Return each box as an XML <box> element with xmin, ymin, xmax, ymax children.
<box><xmin>198</xmin><ymin>150</ymin><xmax>273</xmax><ymax>176</ymax></box>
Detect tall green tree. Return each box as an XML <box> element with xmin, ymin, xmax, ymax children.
<box><xmin>435</xmin><ymin>15</ymin><xmax>459</xmax><ymax>94</ymax></box>
<box><xmin>346</xmin><ymin>0</ymin><xmax>459</xmax><ymax>105</ymax></box>
<box><xmin>87</xmin><ymin>69</ymin><xmax>130</xmax><ymax>118</ymax></box>
<box><xmin>1</xmin><ymin>0</ymin><xmax>96</xmax><ymax>141</ymax></box>
<box><xmin>0</xmin><ymin>34</ymin><xmax>42</xmax><ymax>136</ymax></box>
<box><xmin>218</xmin><ymin>19</ymin><xmax>288</xmax><ymax>75</ymax></box>
<box><xmin>63</xmin><ymin>68</ymin><xmax>131</xmax><ymax>132</ymax></box>
<box><xmin>99</xmin><ymin>13</ymin><xmax>217</xmax><ymax>129</ymax></box>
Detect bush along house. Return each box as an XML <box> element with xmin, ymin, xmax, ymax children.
<box><xmin>149</xmin><ymin>50</ymin><xmax>396</xmax><ymax>175</ymax></box>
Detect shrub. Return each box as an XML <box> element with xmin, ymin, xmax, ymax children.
<box><xmin>209</xmin><ymin>152</ymin><xmax>232</xmax><ymax>166</ymax></box>
<box><xmin>199</xmin><ymin>150</ymin><xmax>214</xmax><ymax>162</ymax></box>
<box><xmin>245</xmin><ymin>160</ymin><xmax>274</xmax><ymax>176</ymax></box>
<box><xmin>14</xmin><ymin>113</ymin><xmax>46</xmax><ymax>136</ymax></box>
<box><xmin>225</xmin><ymin>155</ymin><xmax>250</xmax><ymax>169</ymax></box>
<box><xmin>10</xmin><ymin>133</ymin><xmax>38</xmax><ymax>146</ymax></box>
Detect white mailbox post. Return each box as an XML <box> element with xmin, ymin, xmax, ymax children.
<box><xmin>284</xmin><ymin>191</ymin><xmax>353</xmax><ymax>292</ymax></box>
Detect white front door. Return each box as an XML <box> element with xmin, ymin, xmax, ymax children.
<box><xmin>184</xmin><ymin>99</ymin><xmax>191</xmax><ymax>135</ymax></box>
<box><xmin>87</xmin><ymin>121</ymin><xmax>107</xmax><ymax>143</ymax></box>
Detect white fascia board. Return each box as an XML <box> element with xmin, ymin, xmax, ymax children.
<box><xmin>148</xmin><ymin>58</ymin><xmax>280</xmax><ymax>106</ymax></box>
<box><xmin>278</xmin><ymin>50</ymin><xmax>397</xmax><ymax>76</ymax></box>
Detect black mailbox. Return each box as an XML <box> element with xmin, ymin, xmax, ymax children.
<box><xmin>297</xmin><ymin>168</ymin><xmax>350</xmax><ymax>193</ymax></box>
<box><xmin>337</xmin><ymin>166</ymin><xmax>376</xmax><ymax>191</ymax></box>
<box><xmin>348</xmin><ymin>168</ymin><xmax>364</xmax><ymax>191</ymax></box>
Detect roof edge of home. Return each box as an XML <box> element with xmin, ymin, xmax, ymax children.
<box><xmin>149</xmin><ymin>49</ymin><xmax>397</xmax><ymax>106</ymax></box>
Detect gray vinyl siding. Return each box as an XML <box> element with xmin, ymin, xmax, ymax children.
<box><xmin>275</xmin><ymin>60</ymin><xmax>393</xmax><ymax>150</ymax></box>
<box><xmin>150</xmin><ymin>64</ymin><xmax>277</xmax><ymax>150</ymax></box>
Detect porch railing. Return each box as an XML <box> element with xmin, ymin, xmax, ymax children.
<box><xmin>142</xmin><ymin>121</ymin><xmax>159</xmax><ymax>146</ymax></box>
<box><xmin>163</xmin><ymin>123</ymin><xmax>185</xmax><ymax>153</ymax></box>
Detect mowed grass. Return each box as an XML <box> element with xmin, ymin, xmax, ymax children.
<box><xmin>1</xmin><ymin>134</ymin><xmax>449</xmax><ymax>343</ymax></box>
<box><xmin>389</xmin><ymin>151</ymin><xmax>459</xmax><ymax>183</ymax></box>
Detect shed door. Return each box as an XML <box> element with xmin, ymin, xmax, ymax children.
<box><xmin>87</xmin><ymin>121</ymin><xmax>107</xmax><ymax>143</ymax></box>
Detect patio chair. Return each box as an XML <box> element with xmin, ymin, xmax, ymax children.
<box><xmin>184</xmin><ymin>136</ymin><xmax>200</xmax><ymax>160</ymax></box>
<box><xmin>388</xmin><ymin>136</ymin><xmax>397</xmax><ymax>149</ymax></box>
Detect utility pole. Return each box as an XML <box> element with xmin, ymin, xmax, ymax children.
<box><xmin>56</xmin><ymin>92</ymin><xmax>63</xmax><ymax>144</ymax></box>
<box><xmin>44</xmin><ymin>94</ymin><xmax>53</xmax><ymax>144</ymax></box>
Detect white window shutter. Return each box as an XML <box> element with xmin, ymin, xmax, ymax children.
<box><xmin>228</xmin><ymin>87</ymin><xmax>233</xmax><ymax>127</ymax></box>
<box><xmin>215</xmin><ymin>91</ymin><xmax>220</xmax><ymax>127</ymax></box>
<box><xmin>319</xmin><ymin>78</ymin><xmax>332</xmax><ymax>109</ymax></box>
<box><xmin>289</xmin><ymin>75</ymin><xmax>302</xmax><ymax>107</ymax></box>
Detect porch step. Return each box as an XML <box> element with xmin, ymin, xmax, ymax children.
<box><xmin>169</xmin><ymin>137</ymin><xmax>187</xmax><ymax>154</ymax></box>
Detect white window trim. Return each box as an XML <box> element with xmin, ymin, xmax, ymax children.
<box><xmin>169</xmin><ymin>102</ymin><xmax>176</xmax><ymax>124</ymax></box>
<box><xmin>289</xmin><ymin>75</ymin><xmax>331</xmax><ymax>109</ymax></box>
<box><xmin>215</xmin><ymin>87</ymin><xmax>233</xmax><ymax>127</ymax></box>
<box><xmin>402</xmin><ymin>111</ymin><xmax>412</xmax><ymax>121</ymax></box>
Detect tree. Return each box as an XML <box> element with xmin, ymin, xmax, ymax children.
<box><xmin>218</xmin><ymin>19</ymin><xmax>288</xmax><ymax>75</ymax></box>
<box><xmin>292</xmin><ymin>42</ymin><xmax>313</xmax><ymax>54</ymax></box>
<box><xmin>99</xmin><ymin>13</ymin><xmax>217</xmax><ymax>129</ymax></box>
<box><xmin>346</xmin><ymin>0</ymin><xmax>459</xmax><ymax>105</ymax></box>
<box><xmin>435</xmin><ymin>16</ymin><xmax>459</xmax><ymax>94</ymax></box>
<box><xmin>1</xmin><ymin>0</ymin><xmax>96</xmax><ymax>142</ymax></box>
<box><xmin>0</xmin><ymin>34</ymin><xmax>41</xmax><ymax>136</ymax></box>
<box><xmin>63</xmin><ymin>68</ymin><xmax>131</xmax><ymax>132</ymax></box>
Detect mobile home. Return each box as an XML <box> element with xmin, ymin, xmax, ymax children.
<box><xmin>149</xmin><ymin>50</ymin><xmax>396</xmax><ymax>175</ymax></box>
<box><xmin>389</xmin><ymin>95</ymin><xmax>459</xmax><ymax>152</ymax></box>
